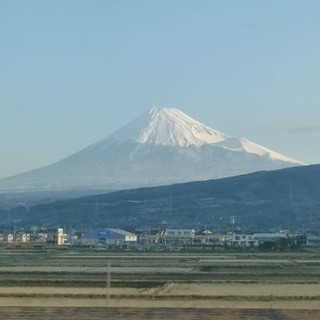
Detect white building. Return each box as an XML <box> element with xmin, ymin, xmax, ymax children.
<box><xmin>253</xmin><ymin>232</ymin><xmax>287</xmax><ymax>244</ymax></box>
<box><xmin>82</xmin><ymin>229</ymin><xmax>137</xmax><ymax>247</ymax></box>
<box><xmin>232</xmin><ymin>233</ymin><xmax>258</xmax><ymax>247</ymax></box>
<box><xmin>164</xmin><ymin>229</ymin><xmax>195</xmax><ymax>244</ymax></box>
<box><xmin>47</xmin><ymin>227</ymin><xmax>68</xmax><ymax>245</ymax></box>
<box><xmin>194</xmin><ymin>229</ymin><xmax>215</xmax><ymax>245</ymax></box>
<box><xmin>107</xmin><ymin>229</ymin><xmax>137</xmax><ymax>245</ymax></box>
<box><xmin>15</xmin><ymin>232</ymin><xmax>30</xmax><ymax>243</ymax></box>
<box><xmin>7</xmin><ymin>233</ymin><xmax>14</xmax><ymax>243</ymax></box>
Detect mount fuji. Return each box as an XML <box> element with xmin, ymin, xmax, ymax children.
<box><xmin>0</xmin><ymin>107</ymin><xmax>302</xmax><ymax>191</ymax></box>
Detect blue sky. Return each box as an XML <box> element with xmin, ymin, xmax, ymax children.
<box><xmin>1</xmin><ymin>0</ymin><xmax>320</xmax><ymax>178</ymax></box>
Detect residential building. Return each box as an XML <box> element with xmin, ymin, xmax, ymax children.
<box><xmin>15</xmin><ymin>232</ymin><xmax>30</xmax><ymax>243</ymax></box>
<box><xmin>7</xmin><ymin>233</ymin><xmax>14</xmax><ymax>243</ymax></box>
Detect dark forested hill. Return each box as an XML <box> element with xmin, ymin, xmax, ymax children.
<box><xmin>8</xmin><ymin>164</ymin><xmax>320</xmax><ymax>231</ymax></box>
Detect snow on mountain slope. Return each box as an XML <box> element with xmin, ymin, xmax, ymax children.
<box><xmin>97</xmin><ymin>107</ymin><xmax>228</xmax><ymax>147</ymax></box>
<box><xmin>94</xmin><ymin>107</ymin><xmax>300</xmax><ymax>164</ymax></box>
<box><xmin>215</xmin><ymin>137</ymin><xmax>300</xmax><ymax>164</ymax></box>
<box><xmin>239</xmin><ymin>138</ymin><xmax>299</xmax><ymax>163</ymax></box>
<box><xmin>0</xmin><ymin>107</ymin><xmax>303</xmax><ymax>191</ymax></box>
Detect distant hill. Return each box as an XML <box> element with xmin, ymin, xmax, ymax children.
<box><xmin>7</xmin><ymin>164</ymin><xmax>320</xmax><ymax>231</ymax></box>
<box><xmin>0</xmin><ymin>107</ymin><xmax>301</xmax><ymax>192</ymax></box>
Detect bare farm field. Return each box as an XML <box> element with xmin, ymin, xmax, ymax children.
<box><xmin>0</xmin><ymin>246</ymin><xmax>320</xmax><ymax>319</ymax></box>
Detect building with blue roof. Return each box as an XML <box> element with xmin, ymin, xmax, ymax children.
<box><xmin>82</xmin><ymin>228</ymin><xmax>137</xmax><ymax>246</ymax></box>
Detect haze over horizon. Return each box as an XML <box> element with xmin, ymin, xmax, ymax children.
<box><xmin>1</xmin><ymin>1</ymin><xmax>320</xmax><ymax>179</ymax></box>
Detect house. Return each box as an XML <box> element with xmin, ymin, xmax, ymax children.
<box><xmin>35</xmin><ymin>232</ymin><xmax>47</xmax><ymax>243</ymax></box>
<box><xmin>15</xmin><ymin>232</ymin><xmax>30</xmax><ymax>243</ymax></box>
<box><xmin>7</xmin><ymin>233</ymin><xmax>14</xmax><ymax>243</ymax></box>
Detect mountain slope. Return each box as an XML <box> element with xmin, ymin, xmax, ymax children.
<box><xmin>0</xmin><ymin>107</ymin><xmax>302</xmax><ymax>191</ymax></box>
<box><xmin>10</xmin><ymin>165</ymin><xmax>320</xmax><ymax>230</ymax></box>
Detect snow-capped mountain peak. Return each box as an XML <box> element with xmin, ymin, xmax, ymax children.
<box><xmin>98</xmin><ymin>107</ymin><xmax>300</xmax><ymax>164</ymax></box>
<box><xmin>0</xmin><ymin>107</ymin><xmax>303</xmax><ymax>191</ymax></box>
<box><xmin>106</xmin><ymin>107</ymin><xmax>228</xmax><ymax>147</ymax></box>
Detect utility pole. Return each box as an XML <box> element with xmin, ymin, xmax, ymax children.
<box><xmin>106</xmin><ymin>260</ymin><xmax>111</xmax><ymax>306</ymax></box>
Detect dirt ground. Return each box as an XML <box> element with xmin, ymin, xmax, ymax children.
<box><xmin>1</xmin><ymin>307</ymin><xmax>320</xmax><ymax>320</ymax></box>
<box><xmin>0</xmin><ymin>283</ymin><xmax>319</xmax><ymax>309</ymax></box>
<box><xmin>0</xmin><ymin>247</ymin><xmax>320</xmax><ymax>318</ymax></box>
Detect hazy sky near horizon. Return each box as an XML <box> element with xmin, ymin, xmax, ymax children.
<box><xmin>1</xmin><ymin>0</ymin><xmax>320</xmax><ymax>179</ymax></box>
